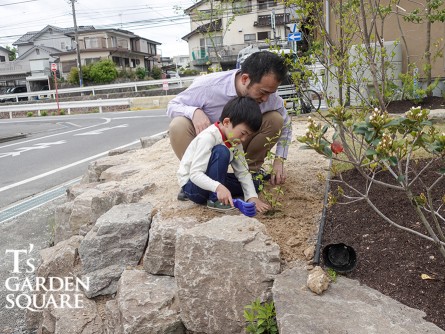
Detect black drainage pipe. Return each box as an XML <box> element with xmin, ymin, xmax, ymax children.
<box><xmin>313</xmin><ymin>156</ymin><xmax>333</xmax><ymax>265</ymax></box>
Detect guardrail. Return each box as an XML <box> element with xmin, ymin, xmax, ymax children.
<box><xmin>0</xmin><ymin>98</ymin><xmax>131</xmax><ymax>119</ymax></box>
<box><xmin>0</xmin><ymin>76</ymin><xmax>196</xmax><ymax>103</ymax></box>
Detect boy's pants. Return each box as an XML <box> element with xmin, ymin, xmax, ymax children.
<box><xmin>169</xmin><ymin>111</ymin><xmax>284</xmax><ymax>172</ymax></box>
<box><xmin>182</xmin><ymin>145</ymin><xmax>259</xmax><ymax>204</ymax></box>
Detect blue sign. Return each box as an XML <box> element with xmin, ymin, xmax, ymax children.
<box><xmin>288</xmin><ymin>32</ymin><xmax>302</xmax><ymax>42</ymax></box>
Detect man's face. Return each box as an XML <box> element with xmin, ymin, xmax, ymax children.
<box><xmin>241</xmin><ymin>73</ymin><xmax>281</xmax><ymax>103</ymax></box>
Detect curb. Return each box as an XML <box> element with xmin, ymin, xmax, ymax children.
<box><xmin>0</xmin><ymin>134</ymin><xmax>27</xmax><ymax>143</ymax></box>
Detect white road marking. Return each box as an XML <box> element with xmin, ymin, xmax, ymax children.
<box><xmin>0</xmin><ymin>140</ymin><xmax>66</xmax><ymax>159</ymax></box>
<box><xmin>74</xmin><ymin>124</ymin><xmax>128</xmax><ymax>136</ymax></box>
<box><xmin>0</xmin><ymin>130</ymin><xmax>167</xmax><ymax>193</ymax></box>
<box><xmin>0</xmin><ymin>118</ymin><xmax>111</xmax><ymax>149</ymax></box>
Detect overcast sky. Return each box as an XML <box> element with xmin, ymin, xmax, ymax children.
<box><xmin>0</xmin><ymin>0</ymin><xmax>196</xmax><ymax>57</ymax></box>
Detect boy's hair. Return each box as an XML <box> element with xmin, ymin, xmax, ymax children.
<box><xmin>219</xmin><ymin>97</ymin><xmax>262</xmax><ymax>132</ymax></box>
<box><xmin>241</xmin><ymin>51</ymin><xmax>288</xmax><ymax>85</ymax></box>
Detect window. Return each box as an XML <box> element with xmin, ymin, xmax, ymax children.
<box><xmin>244</xmin><ymin>34</ymin><xmax>256</xmax><ymax>42</ymax></box>
<box><xmin>111</xmin><ymin>36</ymin><xmax>117</xmax><ymax>47</ymax></box>
<box><xmin>0</xmin><ymin>56</ymin><xmax>5</xmax><ymax>62</ymax></box>
<box><xmin>85</xmin><ymin>57</ymin><xmax>101</xmax><ymax>65</ymax></box>
<box><xmin>258</xmin><ymin>0</ymin><xmax>267</xmax><ymax>10</ymax></box>
<box><xmin>257</xmin><ymin>31</ymin><xmax>271</xmax><ymax>40</ymax></box>
<box><xmin>85</xmin><ymin>38</ymin><xmax>101</xmax><ymax>49</ymax></box>
<box><xmin>36</xmin><ymin>49</ymin><xmax>40</xmax><ymax>55</ymax></box>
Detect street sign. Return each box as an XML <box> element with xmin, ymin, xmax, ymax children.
<box><xmin>288</xmin><ymin>32</ymin><xmax>302</xmax><ymax>42</ymax></box>
<box><xmin>162</xmin><ymin>81</ymin><xmax>169</xmax><ymax>91</ymax></box>
<box><xmin>51</xmin><ymin>63</ymin><xmax>57</xmax><ymax>72</ymax></box>
<box><xmin>287</xmin><ymin>23</ymin><xmax>297</xmax><ymax>33</ymax></box>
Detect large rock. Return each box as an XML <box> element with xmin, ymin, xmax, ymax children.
<box><xmin>272</xmin><ymin>264</ymin><xmax>445</xmax><ymax>334</ymax></box>
<box><xmin>39</xmin><ymin>290</ymin><xmax>103</xmax><ymax>334</ymax></box>
<box><xmin>78</xmin><ymin>203</ymin><xmax>152</xmax><ymax>298</ymax></box>
<box><xmin>175</xmin><ymin>216</ymin><xmax>281</xmax><ymax>334</ymax></box>
<box><xmin>81</xmin><ymin>154</ymin><xmax>130</xmax><ymax>183</ymax></box>
<box><xmin>54</xmin><ymin>182</ymin><xmax>153</xmax><ymax>244</ymax></box>
<box><xmin>143</xmin><ymin>215</ymin><xmax>199</xmax><ymax>276</ymax></box>
<box><xmin>104</xmin><ymin>269</ymin><xmax>184</xmax><ymax>334</ymax></box>
<box><xmin>38</xmin><ymin>235</ymin><xmax>83</xmax><ymax>279</ymax></box>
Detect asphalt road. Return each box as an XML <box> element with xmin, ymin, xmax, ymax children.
<box><xmin>0</xmin><ymin>109</ymin><xmax>170</xmax><ymax>209</ymax></box>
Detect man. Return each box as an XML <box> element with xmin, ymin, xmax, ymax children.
<box><xmin>167</xmin><ymin>51</ymin><xmax>290</xmax><ymax>187</ymax></box>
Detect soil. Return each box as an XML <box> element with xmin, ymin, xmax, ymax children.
<box><xmin>387</xmin><ymin>96</ymin><xmax>444</xmax><ymax>114</ymax></box>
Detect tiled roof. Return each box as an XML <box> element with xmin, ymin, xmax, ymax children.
<box><xmin>16</xmin><ymin>45</ymin><xmax>61</xmax><ymax>60</ymax></box>
<box><xmin>13</xmin><ymin>25</ymin><xmax>95</xmax><ymax>45</ymax></box>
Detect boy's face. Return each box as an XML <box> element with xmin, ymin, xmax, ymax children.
<box><xmin>221</xmin><ymin>118</ymin><xmax>253</xmax><ymax>144</ymax></box>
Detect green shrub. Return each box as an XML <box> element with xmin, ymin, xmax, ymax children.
<box><xmin>244</xmin><ymin>299</ymin><xmax>278</xmax><ymax>334</ymax></box>
<box><xmin>118</xmin><ymin>68</ymin><xmax>136</xmax><ymax>80</ymax></box>
<box><xmin>150</xmin><ymin>66</ymin><xmax>162</xmax><ymax>80</ymax></box>
<box><xmin>67</xmin><ymin>67</ymin><xmax>80</xmax><ymax>85</ymax></box>
<box><xmin>89</xmin><ymin>59</ymin><xmax>118</xmax><ymax>84</ymax></box>
<box><xmin>41</xmin><ymin>111</ymin><xmax>48</xmax><ymax>116</ymax></box>
<box><xmin>135</xmin><ymin>67</ymin><xmax>147</xmax><ymax>80</ymax></box>
<box><xmin>182</xmin><ymin>68</ymin><xmax>200</xmax><ymax>76</ymax></box>
<box><xmin>27</xmin><ymin>112</ymin><xmax>33</xmax><ymax>117</ymax></box>
<box><xmin>59</xmin><ymin>109</ymin><xmax>65</xmax><ymax>115</ymax></box>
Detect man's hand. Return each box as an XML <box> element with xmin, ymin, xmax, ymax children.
<box><xmin>192</xmin><ymin>108</ymin><xmax>211</xmax><ymax>135</ymax></box>
<box><xmin>247</xmin><ymin>197</ymin><xmax>270</xmax><ymax>213</ymax></box>
<box><xmin>216</xmin><ymin>184</ymin><xmax>233</xmax><ymax>207</ymax></box>
<box><xmin>270</xmin><ymin>158</ymin><xmax>286</xmax><ymax>185</ymax></box>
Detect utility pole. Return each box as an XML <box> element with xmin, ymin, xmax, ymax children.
<box><xmin>69</xmin><ymin>0</ymin><xmax>83</xmax><ymax>87</ymax></box>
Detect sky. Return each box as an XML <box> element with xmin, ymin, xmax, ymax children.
<box><xmin>0</xmin><ymin>0</ymin><xmax>196</xmax><ymax>57</ymax></box>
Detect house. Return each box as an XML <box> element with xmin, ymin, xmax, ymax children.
<box><xmin>182</xmin><ymin>0</ymin><xmax>301</xmax><ymax>71</ymax></box>
<box><xmin>0</xmin><ymin>25</ymin><xmax>161</xmax><ymax>91</ymax></box>
<box><xmin>51</xmin><ymin>28</ymin><xmax>161</xmax><ymax>76</ymax></box>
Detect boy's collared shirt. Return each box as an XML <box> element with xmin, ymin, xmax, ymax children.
<box><xmin>177</xmin><ymin>124</ymin><xmax>257</xmax><ymax>201</ymax></box>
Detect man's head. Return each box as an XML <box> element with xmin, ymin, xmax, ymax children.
<box><xmin>237</xmin><ymin>51</ymin><xmax>288</xmax><ymax>103</ymax></box>
<box><xmin>219</xmin><ymin>97</ymin><xmax>262</xmax><ymax>143</ymax></box>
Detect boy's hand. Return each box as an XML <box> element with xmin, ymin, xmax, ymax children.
<box><xmin>247</xmin><ymin>197</ymin><xmax>270</xmax><ymax>213</ymax></box>
<box><xmin>216</xmin><ymin>184</ymin><xmax>233</xmax><ymax>207</ymax></box>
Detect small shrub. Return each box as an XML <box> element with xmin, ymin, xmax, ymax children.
<box><xmin>244</xmin><ymin>299</ymin><xmax>278</xmax><ymax>334</ymax></box>
<box><xmin>59</xmin><ymin>109</ymin><xmax>65</xmax><ymax>115</ymax></box>
<box><xmin>90</xmin><ymin>59</ymin><xmax>118</xmax><ymax>84</ymax></box>
<box><xmin>41</xmin><ymin>111</ymin><xmax>48</xmax><ymax>116</ymax></box>
<box><xmin>135</xmin><ymin>67</ymin><xmax>147</xmax><ymax>80</ymax></box>
<box><xmin>27</xmin><ymin>112</ymin><xmax>33</xmax><ymax>117</ymax></box>
<box><xmin>150</xmin><ymin>66</ymin><xmax>162</xmax><ymax>80</ymax></box>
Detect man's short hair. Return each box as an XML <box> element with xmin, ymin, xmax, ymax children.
<box><xmin>241</xmin><ymin>51</ymin><xmax>288</xmax><ymax>85</ymax></box>
<box><xmin>219</xmin><ymin>97</ymin><xmax>262</xmax><ymax>132</ymax></box>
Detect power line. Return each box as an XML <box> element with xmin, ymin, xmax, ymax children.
<box><xmin>0</xmin><ymin>0</ymin><xmax>38</xmax><ymax>7</ymax></box>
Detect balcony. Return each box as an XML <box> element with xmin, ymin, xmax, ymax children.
<box><xmin>191</xmin><ymin>44</ymin><xmax>253</xmax><ymax>67</ymax></box>
<box><xmin>254</xmin><ymin>13</ymin><xmax>290</xmax><ymax>27</ymax></box>
<box><xmin>0</xmin><ymin>60</ymin><xmax>31</xmax><ymax>76</ymax></box>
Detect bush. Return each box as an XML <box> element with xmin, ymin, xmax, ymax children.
<box><xmin>41</xmin><ymin>111</ymin><xmax>48</xmax><ymax>116</ymax></box>
<box><xmin>67</xmin><ymin>67</ymin><xmax>80</xmax><ymax>85</ymax></box>
<box><xmin>150</xmin><ymin>66</ymin><xmax>162</xmax><ymax>80</ymax></box>
<box><xmin>89</xmin><ymin>59</ymin><xmax>118</xmax><ymax>84</ymax></box>
<box><xmin>118</xmin><ymin>68</ymin><xmax>136</xmax><ymax>80</ymax></box>
<box><xmin>27</xmin><ymin>112</ymin><xmax>33</xmax><ymax>117</ymax></box>
<box><xmin>182</xmin><ymin>68</ymin><xmax>200</xmax><ymax>76</ymax></box>
<box><xmin>135</xmin><ymin>67</ymin><xmax>147</xmax><ymax>80</ymax></box>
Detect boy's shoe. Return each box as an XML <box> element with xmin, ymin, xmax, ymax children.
<box><xmin>206</xmin><ymin>200</ymin><xmax>237</xmax><ymax>213</ymax></box>
<box><xmin>177</xmin><ymin>189</ymin><xmax>189</xmax><ymax>201</ymax></box>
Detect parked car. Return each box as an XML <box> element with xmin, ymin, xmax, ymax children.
<box><xmin>0</xmin><ymin>86</ymin><xmax>28</xmax><ymax>102</ymax></box>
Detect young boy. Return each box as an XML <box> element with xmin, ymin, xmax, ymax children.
<box><xmin>177</xmin><ymin>97</ymin><xmax>270</xmax><ymax>213</ymax></box>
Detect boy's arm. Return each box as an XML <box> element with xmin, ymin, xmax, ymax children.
<box><xmin>231</xmin><ymin>146</ymin><xmax>259</xmax><ymax>201</ymax></box>
<box><xmin>188</xmin><ymin>135</ymin><xmax>221</xmax><ymax>193</ymax></box>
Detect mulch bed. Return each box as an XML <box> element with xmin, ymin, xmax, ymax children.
<box><xmin>321</xmin><ymin>159</ymin><xmax>445</xmax><ymax>330</ymax></box>
<box><xmin>387</xmin><ymin>96</ymin><xmax>444</xmax><ymax>113</ymax></box>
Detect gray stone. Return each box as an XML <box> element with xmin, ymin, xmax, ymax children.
<box><xmin>143</xmin><ymin>215</ymin><xmax>199</xmax><ymax>276</ymax></box>
<box><xmin>82</xmin><ymin>155</ymin><xmax>130</xmax><ymax>183</ymax></box>
<box><xmin>272</xmin><ymin>264</ymin><xmax>445</xmax><ymax>334</ymax></box>
<box><xmin>140</xmin><ymin>132</ymin><xmax>168</xmax><ymax>148</ymax></box>
<box><xmin>104</xmin><ymin>269</ymin><xmax>184</xmax><ymax>334</ymax></box>
<box><xmin>38</xmin><ymin>235</ymin><xmax>83</xmax><ymax>279</ymax></box>
<box><xmin>175</xmin><ymin>216</ymin><xmax>281</xmax><ymax>334</ymax></box>
<box><xmin>78</xmin><ymin>203</ymin><xmax>152</xmax><ymax>298</ymax></box>
<box><xmin>38</xmin><ymin>290</ymin><xmax>103</xmax><ymax>334</ymax></box>
<box><xmin>53</xmin><ymin>202</ymin><xmax>74</xmax><ymax>244</ymax></box>
<box><xmin>99</xmin><ymin>164</ymin><xmax>140</xmax><ymax>182</ymax></box>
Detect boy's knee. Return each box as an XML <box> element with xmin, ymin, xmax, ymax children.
<box><xmin>212</xmin><ymin>145</ymin><xmax>230</xmax><ymax>160</ymax></box>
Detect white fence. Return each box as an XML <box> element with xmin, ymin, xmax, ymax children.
<box><xmin>0</xmin><ymin>76</ymin><xmax>194</xmax><ymax>103</ymax></box>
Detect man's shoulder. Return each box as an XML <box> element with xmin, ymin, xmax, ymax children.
<box><xmin>193</xmin><ymin>69</ymin><xmax>237</xmax><ymax>86</ymax></box>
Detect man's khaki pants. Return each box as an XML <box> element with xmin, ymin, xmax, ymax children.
<box><xmin>169</xmin><ymin>111</ymin><xmax>284</xmax><ymax>172</ymax></box>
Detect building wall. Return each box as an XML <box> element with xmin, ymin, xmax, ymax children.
<box><xmin>0</xmin><ymin>48</ymin><xmax>10</xmax><ymax>62</ymax></box>
<box><xmin>327</xmin><ymin>0</ymin><xmax>445</xmax><ymax>79</ymax></box>
<box><xmin>36</xmin><ymin>30</ymin><xmax>72</xmax><ymax>52</ymax></box>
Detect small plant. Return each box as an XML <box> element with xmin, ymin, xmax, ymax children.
<box><xmin>326</xmin><ymin>268</ymin><xmax>338</xmax><ymax>282</ymax></box>
<box><xmin>51</xmin><ymin>111</ymin><xmax>56</xmax><ymax>116</ymax></box>
<box><xmin>27</xmin><ymin>112</ymin><xmax>33</xmax><ymax>117</ymax></box>
<box><xmin>244</xmin><ymin>299</ymin><xmax>278</xmax><ymax>334</ymax></box>
<box><xmin>59</xmin><ymin>109</ymin><xmax>65</xmax><ymax>115</ymax></box>
<box><xmin>41</xmin><ymin>111</ymin><xmax>48</xmax><ymax>116</ymax></box>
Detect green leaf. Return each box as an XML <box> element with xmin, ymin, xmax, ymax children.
<box><xmin>389</xmin><ymin>156</ymin><xmax>398</xmax><ymax>166</ymax></box>
<box><xmin>397</xmin><ymin>175</ymin><xmax>405</xmax><ymax>183</ymax></box>
<box><xmin>384</xmin><ymin>118</ymin><xmax>406</xmax><ymax>127</ymax></box>
<box><xmin>365</xmin><ymin>148</ymin><xmax>377</xmax><ymax>157</ymax></box>
<box><xmin>323</xmin><ymin>145</ymin><xmax>333</xmax><ymax>158</ymax></box>
<box><xmin>439</xmin><ymin>168</ymin><xmax>445</xmax><ymax>174</ymax></box>
<box><xmin>321</xmin><ymin>124</ymin><xmax>329</xmax><ymax>135</ymax></box>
